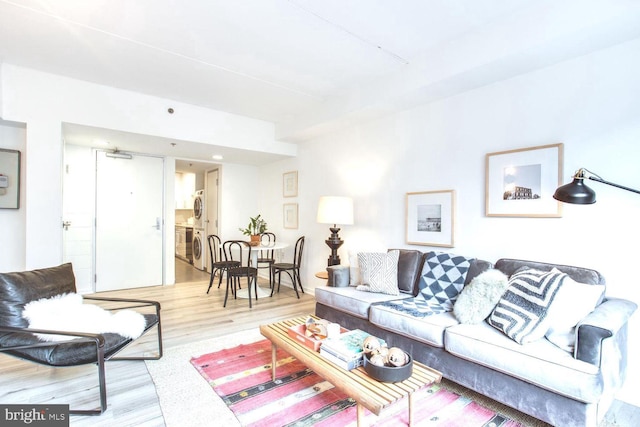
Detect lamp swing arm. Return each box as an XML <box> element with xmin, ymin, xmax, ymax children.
<box><xmin>576</xmin><ymin>168</ymin><xmax>640</xmax><ymax>195</ymax></box>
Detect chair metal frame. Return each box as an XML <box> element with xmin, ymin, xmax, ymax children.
<box><xmin>271</xmin><ymin>236</ymin><xmax>305</xmax><ymax>299</ymax></box>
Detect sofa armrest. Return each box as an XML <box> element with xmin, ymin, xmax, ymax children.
<box><xmin>576</xmin><ymin>298</ymin><xmax>637</xmax><ymax>367</ymax></box>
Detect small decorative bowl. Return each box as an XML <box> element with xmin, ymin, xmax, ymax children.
<box><xmin>363</xmin><ymin>353</ymin><xmax>413</xmax><ymax>382</ymax></box>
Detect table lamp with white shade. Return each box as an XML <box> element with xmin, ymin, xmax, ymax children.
<box><xmin>317</xmin><ymin>196</ymin><xmax>354</xmax><ymax>266</ymax></box>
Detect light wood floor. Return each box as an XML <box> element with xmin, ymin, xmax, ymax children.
<box><xmin>0</xmin><ymin>260</ymin><xmax>315</xmax><ymax>426</ymax></box>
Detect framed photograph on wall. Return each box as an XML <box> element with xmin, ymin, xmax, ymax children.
<box><xmin>283</xmin><ymin>171</ymin><xmax>298</xmax><ymax>197</ymax></box>
<box><xmin>485</xmin><ymin>143</ymin><xmax>563</xmax><ymax>217</ymax></box>
<box><xmin>0</xmin><ymin>149</ymin><xmax>21</xmax><ymax>209</ymax></box>
<box><xmin>283</xmin><ymin>203</ymin><xmax>298</xmax><ymax>229</ymax></box>
<box><xmin>406</xmin><ymin>190</ymin><xmax>455</xmax><ymax>247</ymax></box>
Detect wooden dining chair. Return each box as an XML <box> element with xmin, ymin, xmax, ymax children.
<box><xmin>256</xmin><ymin>232</ymin><xmax>277</xmax><ymax>290</ymax></box>
<box><xmin>224</xmin><ymin>240</ymin><xmax>259</xmax><ymax>308</ymax></box>
<box><xmin>271</xmin><ymin>236</ymin><xmax>305</xmax><ymax>299</ymax></box>
<box><xmin>206</xmin><ymin>235</ymin><xmax>240</xmax><ymax>294</ymax></box>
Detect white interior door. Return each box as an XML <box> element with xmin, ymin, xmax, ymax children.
<box><xmin>95</xmin><ymin>151</ymin><xmax>164</xmax><ymax>291</ymax></box>
<box><xmin>206</xmin><ymin>168</ymin><xmax>219</xmax><ymax>272</ymax></box>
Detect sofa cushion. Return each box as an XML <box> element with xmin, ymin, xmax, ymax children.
<box><xmin>453</xmin><ymin>269</ymin><xmax>509</xmax><ymax>324</ymax></box>
<box><xmin>370</xmin><ymin>302</ymin><xmax>459</xmax><ymax>347</ymax></box>
<box><xmin>356</xmin><ymin>250</ymin><xmax>400</xmax><ymax>295</ymax></box>
<box><xmin>314</xmin><ymin>286</ymin><xmax>411</xmax><ymax>319</ymax></box>
<box><xmin>494</xmin><ymin>258</ymin><xmax>605</xmax><ymax>286</ymax></box>
<box><xmin>465</xmin><ymin>259</ymin><xmax>494</xmax><ymax>285</ymax></box>
<box><xmin>393</xmin><ymin>249</ymin><xmax>425</xmax><ymax>294</ymax></box>
<box><xmin>0</xmin><ymin>263</ymin><xmax>77</xmax><ymax>329</ymax></box>
<box><xmin>445</xmin><ymin>322</ymin><xmax>603</xmax><ymax>403</ymax></box>
<box><xmin>419</xmin><ymin>252</ymin><xmax>474</xmax><ymax>310</ymax></box>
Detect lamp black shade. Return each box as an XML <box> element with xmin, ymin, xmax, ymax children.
<box><xmin>553</xmin><ymin>178</ymin><xmax>596</xmax><ymax>204</ymax></box>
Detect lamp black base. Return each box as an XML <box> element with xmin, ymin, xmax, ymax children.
<box><xmin>326</xmin><ymin>226</ymin><xmax>343</xmax><ymax>267</ymax></box>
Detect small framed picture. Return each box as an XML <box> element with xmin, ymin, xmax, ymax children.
<box><xmin>485</xmin><ymin>143</ymin><xmax>563</xmax><ymax>217</ymax></box>
<box><xmin>283</xmin><ymin>171</ymin><xmax>298</xmax><ymax>197</ymax></box>
<box><xmin>406</xmin><ymin>190</ymin><xmax>455</xmax><ymax>247</ymax></box>
<box><xmin>0</xmin><ymin>149</ymin><xmax>21</xmax><ymax>209</ymax></box>
<box><xmin>283</xmin><ymin>203</ymin><xmax>298</xmax><ymax>229</ymax></box>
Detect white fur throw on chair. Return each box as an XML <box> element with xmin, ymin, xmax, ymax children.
<box><xmin>23</xmin><ymin>293</ymin><xmax>146</xmax><ymax>342</ymax></box>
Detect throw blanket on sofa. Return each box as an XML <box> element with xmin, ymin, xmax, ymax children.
<box><xmin>376</xmin><ymin>252</ymin><xmax>474</xmax><ymax>318</ymax></box>
<box><xmin>375</xmin><ymin>295</ymin><xmax>450</xmax><ymax>317</ymax></box>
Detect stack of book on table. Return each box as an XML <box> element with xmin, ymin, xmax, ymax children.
<box><xmin>319</xmin><ymin>329</ymin><xmax>385</xmax><ymax>370</ymax></box>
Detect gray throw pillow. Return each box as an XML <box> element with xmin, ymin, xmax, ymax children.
<box><xmin>453</xmin><ymin>269</ymin><xmax>509</xmax><ymax>324</ymax></box>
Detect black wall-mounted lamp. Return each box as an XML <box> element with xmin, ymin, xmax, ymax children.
<box><xmin>553</xmin><ymin>168</ymin><xmax>640</xmax><ymax>204</ymax></box>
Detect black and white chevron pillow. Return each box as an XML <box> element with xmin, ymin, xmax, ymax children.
<box><xmin>489</xmin><ymin>267</ymin><xmax>567</xmax><ymax>344</ymax></box>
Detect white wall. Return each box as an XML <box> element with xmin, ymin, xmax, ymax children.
<box><xmin>261</xmin><ymin>37</ymin><xmax>640</xmax><ymax>404</ymax></box>
<box><xmin>0</xmin><ymin>64</ymin><xmax>279</xmax><ymax>272</ymax></box>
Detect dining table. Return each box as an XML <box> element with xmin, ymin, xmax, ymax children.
<box><xmin>235</xmin><ymin>241</ymin><xmax>289</xmax><ymax>299</ymax></box>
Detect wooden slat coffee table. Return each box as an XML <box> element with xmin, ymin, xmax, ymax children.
<box><xmin>260</xmin><ymin>315</ymin><xmax>442</xmax><ymax>427</ymax></box>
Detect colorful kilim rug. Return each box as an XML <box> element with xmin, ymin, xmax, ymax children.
<box><xmin>190</xmin><ymin>339</ymin><xmax>525</xmax><ymax>427</ymax></box>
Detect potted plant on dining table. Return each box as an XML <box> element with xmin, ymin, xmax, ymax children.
<box><xmin>239</xmin><ymin>214</ymin><xmax>268</xmax><ymax>246</ymax></box>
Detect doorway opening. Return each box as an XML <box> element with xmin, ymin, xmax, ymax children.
<box><xmin>174</xmin><ymin>160</ymin><xmax>220</xmax><ymax>282</ymax></box>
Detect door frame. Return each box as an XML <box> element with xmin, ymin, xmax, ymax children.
<box><xmin>205</xmin><ymin>167</ymin><xmax>220</xmax><ymax>272</ymax></box>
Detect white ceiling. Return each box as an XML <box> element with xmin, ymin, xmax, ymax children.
<box><xmin>2</xmin><ymin>0</ymin><xmax>640</xmax><ymax>166</ymax></box>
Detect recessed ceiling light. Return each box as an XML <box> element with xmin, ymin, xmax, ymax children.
<box><xmin>212</xmin><ymin>154</ymin><xmax>223</xmax><ymax>160</ymax></box>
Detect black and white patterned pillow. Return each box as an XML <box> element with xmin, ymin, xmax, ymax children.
<box><xmin>489</xmin><ymin>267</ymin><xmax>567</xmax><ymax>344</ymax></box>
<box><xmin>419</xmin><ymin>252</ymin><xmax>474</xmax><ymax>311</ymax></box>
<box><xmin>356</xmin><ymin>250</ymin><xmax>400</xmax><ymax>295</ymax></box>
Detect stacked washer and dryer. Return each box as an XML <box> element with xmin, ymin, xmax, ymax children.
<box><xmin>192</xmin><ymin>189</ymin><xmax>207</xmax><ymax>271</ymax></box>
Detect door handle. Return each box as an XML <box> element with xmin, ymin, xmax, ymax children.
<box><xmin>152</xmin><ymin>217</ymin><xmax>161</xmax><ymax>230</ymax></box>
<box><xmin>62</xmin><ymin>221</ymin><xmax>71</xmax><ymax>231</ymax></box>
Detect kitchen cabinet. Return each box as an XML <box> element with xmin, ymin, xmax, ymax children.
<box><xmin>175</xmin><ymin>172</ymin><xmax>196</xmax><ymax>209</ymax></box>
